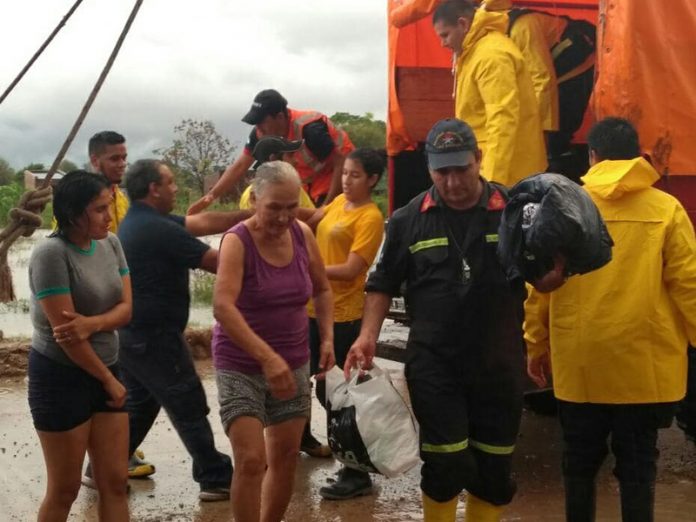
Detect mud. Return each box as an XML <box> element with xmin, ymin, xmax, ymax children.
<box><xmin>1</xmin><ymin>358</ymin><xmax>696</xmax><ymax>521</ymax></box>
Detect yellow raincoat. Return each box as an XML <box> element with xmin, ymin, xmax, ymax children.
<box><xmin>524</xmin><ymin>158</ymin><xmax>696</xmax><ymax>404</ymax></box>
<box><xmin>455</xmin><ymin>8</ymin><xmax>547</xmax><ymax>187</ymax></box>
<box><xmin>109</xmin><ymin>185</ymin><xmax>129</xmax><ymax>233</ymax></box>
<box><xmin>484</xmin><ymin>0</ymin><xmax>562</xmax><ymax>131</ymax></box>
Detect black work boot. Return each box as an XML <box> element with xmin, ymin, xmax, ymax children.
<box><xmin>619</xmin><ymin>481</ymin><xmax>655</xmax><ymax>522</ymax></box>
<box><xmin>319</xmin><ymin>466</ymin><xmax>373</xmax><ymax>500</ymax></box>
<box><xmin>564</xmin><ymin>477</ymin><xmax>596</xmax><ymax>522</ymax></box>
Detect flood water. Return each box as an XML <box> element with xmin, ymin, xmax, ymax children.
<box><xmin>0</xmin><ymin>231</ymin><xmax>220</xmax><ymax>338</ymax></box>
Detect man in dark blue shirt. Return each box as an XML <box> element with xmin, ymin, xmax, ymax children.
<box><xmin>117</xmin><ymin>159</ymin><xmax>248</xmax><ymax>501</ymax></box>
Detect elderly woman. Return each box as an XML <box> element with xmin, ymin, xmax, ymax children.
<box><xmin>212</xmin><ymin>161</ymin><xmax>334</xmax><ymax>522</ymax></box>
<box><xmin>27</xmin><ymin>170</ymin><xmax>132</xmax><ymax>521</ymax></box>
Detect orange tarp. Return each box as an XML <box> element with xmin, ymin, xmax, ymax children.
<box><xmin>593</xmin><ymin>0</ymin><xmax>696</xmax><ymax>175</ymax></box>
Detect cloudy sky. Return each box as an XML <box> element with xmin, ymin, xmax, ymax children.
<box><xmin>0</xmin><ymin>0</ymin><xmax>387</xmax><ymax>170</ymax></box>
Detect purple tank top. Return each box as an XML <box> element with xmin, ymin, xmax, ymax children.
<box><xmin>212</xmin><ymin>220</ymin><xmax>312</xmax><ymax>374</ymax></box>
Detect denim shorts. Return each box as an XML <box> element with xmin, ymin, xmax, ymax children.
<box><xmin>28</xmin><ymin>349</ymin><xmax>125</xmax><ymax>432</ymax></box>
<box><xmin>216</xmin><ymin>362</ymin><xmax>311</xmax><ymax>433</ymax></box>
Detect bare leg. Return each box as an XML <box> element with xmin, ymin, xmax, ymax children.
<box><xmin>36</xmin><ymin>420</ymin><xmax>91</xmax><ymax>522</ymax></box>
<box><xmin>88</xmin><ymin>412</ymin><xmax>130</xmax><ymax>521</ymax></box>
<box><xmin>229</xmin><ymin>416</ymin><xmax>267</xmax><ymax>522</ymax></box>
<box><xmin>261</xmin><ymin>417</ymin><xmax>306</xmax><ymax>522</ymax></box>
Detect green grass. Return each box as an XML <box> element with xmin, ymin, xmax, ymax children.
<box><xmin>190</xmin><ymin>270</ymin><xmax>215</xmax><ymax>305</ymax></box>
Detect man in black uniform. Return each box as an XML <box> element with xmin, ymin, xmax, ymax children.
<box><xmin>345</xmin><ymin>119</ymin><xmax>525</xmax><ymax>522</ymax></box>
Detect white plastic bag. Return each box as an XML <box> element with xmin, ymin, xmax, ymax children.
<box><xmin>325</xmin><ymin>363</ymin><xmax>419</xmax><ymax>478</ymax></box>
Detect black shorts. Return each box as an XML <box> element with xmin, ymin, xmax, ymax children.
<box><xmin>28</xmin><ymin>349</ymin><xmax>125</xmax><ymax>432</ymax></box>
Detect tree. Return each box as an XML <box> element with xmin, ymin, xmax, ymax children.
<box><xmin>59</xmin><ymin>159</ymin><xmax>79</xmax><ymax>173</ymax></box>
<box><xmin>0</xmin><ymin>158</ymin><xmax>15</xmax><ymax>186</ymax></box>
<box><xmin>155</xmin><ymin>119</ymin><xmax>236</xmax><ymax>195</ymax></box>
<box><xmin>330</xmin><ymin>112</ymin><xmax>386</xmax><ymax>149</ymax></box>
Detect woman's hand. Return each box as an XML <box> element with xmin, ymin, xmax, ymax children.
<box><xmin>103</xmin><ymin>376</ymin><xmax>127</xmax><ymax>409</ymax></box>
<box><xmin>262</xmin><ymin>354</ymin><xmax>297</xmax><ymax>400</ymax></box>
<box><xmin>315</xmin><ymin>340</ymin><xmax>335</xmax><ymax>380</ymax></box>
<box><xmin>53</xmin><ymin>311</ymin><xmax>98</xmax><ymax>344</ymax></box>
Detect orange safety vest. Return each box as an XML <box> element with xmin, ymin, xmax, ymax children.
<box><xmin>284</xmin><ymin>109</ymin><xmax>354</xmax><ymax>201</ymax></box>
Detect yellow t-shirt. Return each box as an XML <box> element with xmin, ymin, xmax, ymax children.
<box><xmin>308</xmin><ymin>194</ymin><xmax>384</xmax><ymax>322</ymax></box>
<box><xmin>238</xmin><ymin>185</ymin><xmax>315</xmax><ymax>210</ymax></box>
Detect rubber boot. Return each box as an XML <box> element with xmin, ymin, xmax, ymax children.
<box><xmin>564</xmin><ymin>477</ymin><xmax>596</xmax><ymax>522</ymax></box>
<box><xmin>619</xmin><ymin>482</ymin><xmax>655</xmax><ymax>522</ymax></box>
<box><xmin>465</xmin><ymin>494</ymin><xmax>504</xmax><ymax>522</ymax></box>
<box><xmin>422</xmin><ymin>492</ymin><xmax>458</xmax><ymax>522</ymax></box>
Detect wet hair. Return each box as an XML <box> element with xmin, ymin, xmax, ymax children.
<box><xmin>52</xmin><ymin>170</ymin><xmax>109</xmax><ymax>236</ymax></box>
<box><xmin>125</xmin><ymin>159</ymin><xmax>164</xmax><ymax>201</ymax></box>
<box><xmin>433</xmin><ymin>0</ymin><xmax>476</xmax><ymax>26</ymax></box>
<box><xmin>347</xmin><ymin>148</ymin><xmax>387</xmax><ymax>184</ymax></box>
<box><xmin>88</xmin><ymin>130</ymin><xmax>125</xmax><ymax>157</ymax></box>
<box><xmin>587</xmin><ymin>117</ymin><xmax>641</xmax><ymax>161</ymax></box>
<box><xmin>251</xmin><ymin>160</ymin><xmax>301</xmax><ymax>198</ymax></box>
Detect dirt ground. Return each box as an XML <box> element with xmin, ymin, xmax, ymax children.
<box><xmin>1</xmin><ymin>346</ymin><xmax>696</xmax><ymax>521</ymax></box>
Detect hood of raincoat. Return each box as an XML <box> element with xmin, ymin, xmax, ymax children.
<box><xmin>581</xmin><ymin>157</ymin><xmax>659</xmax><ymax>200</ymax></box>
<box><xmin>460</xmin><ymin>8</ymin><xmax>509</xmax><ymax>59</ymax></box>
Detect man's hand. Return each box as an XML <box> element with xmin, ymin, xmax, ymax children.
<box><xmin>187</xmin><ymin>194</ymin><xmax>214</xmax><ymax>216</ymax></box>
<box><xmin>262</xmin><ymin>353</ymin><xmax>297</xmax><ymax>400</ymax></box>
<box><xmin>527</xmin><ymin>352</ymin><xmax>552</xmax><ymax>388</ymax></box>
<box><xmin>343</xmin><ymin>335</ymin><xmax>377</xmax><ymax>380</ymax></box>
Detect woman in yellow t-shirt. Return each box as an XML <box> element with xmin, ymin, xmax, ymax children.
<box><xmin>308</xmin><ymin>148</ymin><xmax>386</xmax><ymax>500</ymax></box>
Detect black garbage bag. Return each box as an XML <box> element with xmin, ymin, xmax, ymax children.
<box><xmin>326</xmin><ymin>404</ymin><xmax>380</xmax><ymax>474</ymax></box>
<box><xmin>498</xmin><ymin>173</ymin><xmax>613</xmax><ymax>285</ymax></box>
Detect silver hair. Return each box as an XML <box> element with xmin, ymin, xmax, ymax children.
<box><xmin>251</xmin><ymin>160</ymin><xmax>301</xmax><ymax>197</ymax></box>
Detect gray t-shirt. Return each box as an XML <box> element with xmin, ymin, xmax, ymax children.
<box><xmin>29</xmin><ymin>233</ymin><xmax>129</xmax><ymax>366</ymax></box>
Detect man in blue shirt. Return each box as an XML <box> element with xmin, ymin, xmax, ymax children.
<box><xmin>117</xmin><ymin>159</ymin><xmax>248</xmax><ymax>501</ymax></box>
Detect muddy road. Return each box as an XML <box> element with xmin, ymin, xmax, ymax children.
<box><xmin>1</xmin><ymin>358</ymin><xmax>695</xmax><ymax>521</ymax></box>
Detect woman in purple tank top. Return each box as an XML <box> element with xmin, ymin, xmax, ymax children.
<box><xmin>212</xmin><ymin>161</ymin><xmax>334</xmax><ymax>522</ymax></box>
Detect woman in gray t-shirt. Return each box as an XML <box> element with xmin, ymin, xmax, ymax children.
<box><xmin>27</xmin><ymin>171</ymin><xmax>132</xmax><ymax>521</ymax></box>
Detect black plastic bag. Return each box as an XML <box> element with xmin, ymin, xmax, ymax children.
<box><xmin>498</xmin><ymin>173</ymin><xmax>613</xmax><ymax>284</ymax></box>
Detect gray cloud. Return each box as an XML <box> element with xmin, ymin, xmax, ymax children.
<box><xmin>0</xmin><ymin>0</ymin><xmax>387</xmax><ymax>169</ymax></box>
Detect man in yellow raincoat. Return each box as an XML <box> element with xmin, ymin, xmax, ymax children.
<box><xmin>525</xmin><ymin>117</ymin><xmax>696</xmax><ymax>522</ymax></box>
<box><xmin>432</xmin><ymin>0</ymin><xmax>547</xmax><ymax>187</ymax></box>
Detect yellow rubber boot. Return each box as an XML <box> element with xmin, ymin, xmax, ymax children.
<box><xmin>465</xmin><ymin>494</ymin><xmax>504</xmax><ymax>522</ymax></box>
<box><xmin>422</xmin><ymin>492</ymin><xmax>458</xmax><ymax>522</ymax></box>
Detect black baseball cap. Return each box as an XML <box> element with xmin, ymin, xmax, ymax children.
<box><xmin>242</xmin><ymin>89</ymin><xmax>288</xmax><ymax>125</ymax></box>
<box><xmin>251</xmin><ymin>136</ymin><xmax>303</xmax><ymax>169</ymax></box>
<box><xmin>425</xmin><ymin>118</ymin><xmax>478</xmax><ymax>170</ymax></box>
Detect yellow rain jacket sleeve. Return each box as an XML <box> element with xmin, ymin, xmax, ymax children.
<box><xmin>483</xmin><ymin>1</ymin><xmax>559</xmax><ymax>131</ymax></box>
<box><xmin>523</xmin><ymin>158</ymin><xmax>696</xmax><ymax>404</ymax></box>
<box><xmin>508</xmin><ymin>15</ymin><xmax>559</xmax><ymax>131</ymax></box>
<box><xmin>110</xmin><ymin>185</ymin><xmax>129</xmax><ymax>233</ymax></box>
<box><xmin>455</xmin><ymin>9</ymin><xmax>547</xmax><ymax>187</ymax></box>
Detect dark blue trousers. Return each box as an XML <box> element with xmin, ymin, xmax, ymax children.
<box><xmin>118</xmin><ymin>327</ymin><xmax>232</xmax><ymax>489</ymax></box>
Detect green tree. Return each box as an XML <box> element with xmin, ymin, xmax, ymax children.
<box><xmin>155</xmin><ymin>119</ymin><xmax>236</xmax><ymax>195</ymax></box>
<box><xmin>59</xmin><ymin>159</ymin><xmax>79</xmax><ymax>173</ymax></box>
<box><xmin>330</xmin><ymin>112</ymin><xmax>386</xmax><ymax>149</ymax></box>
<box><xmin>0</xmin><ymin>158</ymin><xmax>15</xmax><ymax>186</ymax></box>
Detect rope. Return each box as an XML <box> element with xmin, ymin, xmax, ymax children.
<box><xmin>0</xmin><ymin>0</ymin><xmax>145</xmax><ymax>301</ymax></box>
<box><xmin>0</xmin><ymin>0</ymin><xmax>85</xmax><ymax>106</ymax></box>
<box><xmin>41</xmin><ymin>0</ymin><xmax>145</xmax><ymax>189</ymax></box>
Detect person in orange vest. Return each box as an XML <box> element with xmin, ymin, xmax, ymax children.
<box><xmin>188</xmin><ymin>89</ymin><xmax>354</xmax><ymax>214</ymax></box>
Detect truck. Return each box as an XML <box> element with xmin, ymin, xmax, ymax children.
<box><xmin>385</xmin><ymin>0</ymin><xmax>696</xmax><ymax>223</ymax></box>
